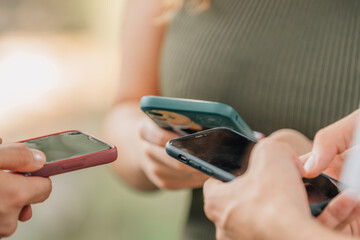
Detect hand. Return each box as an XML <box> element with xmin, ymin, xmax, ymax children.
<box><xmin>297</xmin><ymin>110</ymin><xmax>360</xmax><ymax>234</ymax></box>
<box><xmin>138</xmin><ymin>117</ymin><xmax>208</xmax><ymax>190</ymax></box>
<box><xmin>301</xmin><ymin>109</ymin><xmax>359</xmax><ymax>178</ymax></box>
<box><xmin>0</xmin><ymin>139</ymin><xmax>52</xmax><ymax>237</ymax></box>
<box><xmin>203</xmin><ymin>139</ymin><xmax>310</xmax><ymax>240</ymax></box>
<box><xmin>312</xmin><ymin>153</ymin><xmax>360</xmax><ymax>235</ymax></box>
<box><xmin>267</xmin><ymin>126</ymin><xmax>360</xmax><ymax>235</ymax></box>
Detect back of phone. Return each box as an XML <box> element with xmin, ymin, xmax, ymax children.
<box><xmin>140</xmin><ymin>95</ymin><xmax>255</xmax><ymax>140</ymax></box>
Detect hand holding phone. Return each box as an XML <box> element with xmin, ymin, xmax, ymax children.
<box><xmin>166</xmin><ymin>127</ymin><xmax>340</xmax><ymax>216</ymax></box>
<box><xmin>0</xmin><ymin>142</ymin><xmax>51</xmax><ymax>237</ymax></box>
<box><xmin>20</xmin><ymin>130</ymin><xmax>117</xmax><ymax>177</ymax></box>
<box><xmin>138</xmin><ymin>117</ymin><xmax>209</xmax><ymax>190</ymax></box>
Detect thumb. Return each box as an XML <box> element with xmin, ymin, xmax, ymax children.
<box><xmin>0</xmin><ymin>143</ymin><xmax>46</xmax><ymax>172</ymax></box>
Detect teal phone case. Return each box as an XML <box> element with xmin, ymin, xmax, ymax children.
<box><xmin>140</xmin><ymin>95</ymin><xmax>255</xmax><ymax>140</ymax></box>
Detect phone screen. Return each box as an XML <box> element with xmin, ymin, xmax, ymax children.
<box><xmin>170</xmin><ymin>128</ymin><xmax>255</xmax><ymax>176</ymax></box>
<box><xmin>23</xmin><ymin>131</ymin><xmax>111</xmax><ymax>163</ymax></box>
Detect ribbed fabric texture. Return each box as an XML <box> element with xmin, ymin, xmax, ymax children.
<box><xmin>160</xmin><ymin>1</ymin><xmax>360</xmax><ymax>239</ymax></box>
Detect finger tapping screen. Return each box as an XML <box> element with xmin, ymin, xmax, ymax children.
<box><xmin>23</xmin><ymin>131</ymin><xmax>111</xmax><ymax>163</ymax></box>
<box><xmin>341</xmin><ymin>110</ymin><xmax>360</xmax><ymax>195</ymax></box>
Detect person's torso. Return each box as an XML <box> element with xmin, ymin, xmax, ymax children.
<box><xmin>161</xmin><ymin>0</ymin><xmax>360</xmax><ymax>139</ymax></box>
<box><xmin>160</xmin><ymin>1</ymin><xmax>360</xmax><ymax>239</ymax></box>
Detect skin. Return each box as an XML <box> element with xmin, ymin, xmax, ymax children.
<box><xmin>203</xmin><ymin>139</ymin><xmax>359</xmax><ymax>240</ymax></box>
<box><xmin>203</xmin><ymin>111</ymin><xmax>360</xmax><ymax>240</ymax></box>
<box><xmin>302</xmin><ymin>109</ymin><xmax>360</xmax><ymax>234</ymax></box>
<box><xmin>104</xmin><ymin>0</ymin><xmax>360</xmax><ymax>236</ymax></box>
<box><xmin>302</xmin><ymin>109</ymin><xmax>360</xmax><ymax>178</ymax></box>
<box><xmin>0</xmin><ymin>139</ymin><xmax>52</xmax><ymax>237</ymax></box>
<box><xmin>269</xmin><ymin>129</ymin><xmax>360</xmax><ymax>235</ymax></box>
<box><xmin>103</xmin><ymin>0</ymin><xmax>208</xmax><ymax>191</ymax></box>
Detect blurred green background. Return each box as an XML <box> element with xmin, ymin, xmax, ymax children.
<box><xmin>0</xmin><ymin>0</ymin><xmax>190</xmax><ymax>239</ymax></box>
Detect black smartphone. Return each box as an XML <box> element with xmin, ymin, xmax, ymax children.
<box><xmin>166</xmin><ymin>127</ymin><xmax>256</xmax><ymax>182</ymax></box>
<box><xmin>166</xmin><ymin>127</ymin><xmax>340</xmax><ymax>216</ymax></box>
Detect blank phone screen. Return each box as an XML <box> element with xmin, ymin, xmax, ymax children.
<box><xmin>170</xmin><ymin>128</ymin><xmax>255</xmax><ymax>176</ymax></box>
<box><xmin>23</xmin><ymin>131</ymin><xmax>111</xmax><ymax>163</ymax></box>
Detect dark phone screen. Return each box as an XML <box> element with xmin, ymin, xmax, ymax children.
<box><xmin>23</xmin><ymin>131</ymin><xmax>111</xmax><ymax>163</ymax></box>
<box><xmin>170</xmin><ymin>129</ymin><xmax>255</xmax><ymax>176</ymax></box>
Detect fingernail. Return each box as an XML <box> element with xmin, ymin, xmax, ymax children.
<box><xmin>30</xmin><ymin>149</ymin><xmax>46</xmax><ymax>166</ymax></box>
<box><xmin>304</xmin><ymin>155</ymin><xmax>316</xmax><ymax>173</ymax></box>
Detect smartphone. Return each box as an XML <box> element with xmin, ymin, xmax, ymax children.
<box><xmin>166</xmin><ymin>127</ymin><xmax>256</xmax><ymax>182</ymax></box>
<box><xmin>140</xmin><ymin>95</ymin><xmax>256</xmax><ymax>141</ymax></box>
<box><xmin>20</xmin><ymin>130</ymin><xmax>117</xmax><ymax>177</ymax></box>
<box><xmin>166</xmin><ymin>127</ymin><xmax>340</xmax><ymax>216</ymax></box>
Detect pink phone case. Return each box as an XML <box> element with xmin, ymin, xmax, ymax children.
<box><xmin>20</xmin><ymin>130</ymin><xmax>117</xmax><ymax>177</ymax></box>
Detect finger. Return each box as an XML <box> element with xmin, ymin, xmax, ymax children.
<box><xmin>18</xmin><ymin>205</ymin><xmax>32</xmax><ymax>222</ymax></box>
<box><xmin>142</xmin><ymin>141</ymin><xmax>199</xmax><ymax>174</ymax></box>
<box><xmin>145</xmin><ymin>155</ymin><xmax>207</xmax><ymax>180</ymax></box>
<box><xmin>0</xmin><ymin>218</ymin><xmax>18</xmax><ymax>238</ymax></box>
<box><xmin>0</xmin><ymin>138</ymin><xmax>2</xmax><ymax>144</ymax></box>
<box><xmin>317</xmin><ymin>192</ymin><xmax>360</xmax><ymax>229</ymax></box>
<box><xmin>140</xmin><ymin>118</ymin><xmax>180</xmax><ymax>146</ymax></box>
<box><xmin>203</xmin><ymin>178</ymin><xmax>223</xmax><ymax>194</ymax></box>
<box><xmin>350</xmin><ymin>218</ymin><xmax>360</xmax><ymax>235</ymax></box>
<box><xmin>267</xmin><ymin>129</ymin><xmax>312</xmax><ymax>155</ymax></box>
<box><xmin>145</xmin><ymin>162</ymin><xmax>208</xmax><ymax>190</ymax></box>
<box><xmin>299</xmin><ymin>152</ymin><xmax>311</xmax><ymax>165</ymax></box>
<box><xmin>203</xmin><ymin>178</ymin><xmax>225</xmax><ymax>222</ymax></box>
<box><xmin>336</xmin><ymin>207</ymin><xmax>360</xmax><ymax>231</ymax></box>
<box><xmin>0</xmin><ymin>143</ymin><xmax>46</xmax><ymax>172</ymax></box>
<box><xmin>249</xmin><ymin>139</ymin><xmax>305</xmax><ymax>177</ymax></box>
<box><xmin>322</xmin><ymin>153</ymin><xmax>347</xmax><ymax>180</ymax></box>
<box><xmin>304</xmin><ymin>110</ymin><xmax>359</xmax><ymax>178</ymax></box>
<box><xmin>142</xmin><ymin>151</ymin><xmax>208</xmax><ymax>189</ymax></box>
<box><xmin>5</xmin><ymin>173</ymin><xmax>52</xmax><ymax>205</ymax></box>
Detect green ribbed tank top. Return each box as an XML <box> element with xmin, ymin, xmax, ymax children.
<box><xmin>160</xmin><ymin>1</ymin><xmax>360</xmax><ymax>239</ymax></box>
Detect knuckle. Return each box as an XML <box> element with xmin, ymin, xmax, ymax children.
<box><xmin>151</xmin><ymin>165</ymin><xmax>164</xmax><ymax>178</ymax></box>
<box><xmin>155</xmin><ymin>179</ymin><xmax>171</xmax><ymax>189</ymax></box>
<box><xmin>156</xmin><ymin>131</ymin><xmax>169</xmax><ymax>147</ymax></box>
<box><xmin>9</xmin><ymin>143</ymin><xmax>32</xmax><ymax>165</ymax></box>
<box><xmin>138</xmin><ymin>123</ymin><xmax>147</xmax><ymax>140</ymax></box>
<box><xmin>9</xmin><ymin>190</ymin><xmax>28</xmax><ymax>207</ymax></box>
<box><xmin>269</xmin><ymin>129</ymin><xmax>298</xmax><ymax>140</ymax></box>
<box><xmin>39</xmin><ymin>178</ymin><xmax>53</xmax><ymax>201</ymax></box>
<box><xmin>254</xmin><ymin>138</ymin><xmax>275</xmax><ymax>151</ymax></box>
<box><xmin>204</xmin><ymin>201</ymin><xmax>217</xmax><ymax>221</ymax></box>
<box><xmin>218</xmin><ymin>205</ymin><xmax>237</xmax><ymax>232</ymax></box>
<box><xmin>141</xmin><ymin>142</ymin><xmax>152</xmax><ymax>156</ymax></box>
<box><xmin>314</xmin><ymin>128</ymin><xmax>328</xmax><ymax>142</ymax></box>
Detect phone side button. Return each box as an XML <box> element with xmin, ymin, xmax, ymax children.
<box><xmin>188</xmin><ymin>160</ymin><xmax>201</xmax><ymax>169</ymax></box>
<box><xmin>200</xmin><ymin>166</ymin><xmax>213</xmax><ymax>176</ymax></box>
<box><xmin>62</xmin><ymin>161</ymin><xmax>84</xmax><ymax>170</ymax></box>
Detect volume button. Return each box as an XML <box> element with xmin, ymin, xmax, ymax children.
<box><xmin>188</xmin><ymin>160</ymin><xmax>201</xmax><ymax>169</ymax></box>
<box><xmin>200</xmin><ymin>166</ymin><xmax>214</xmax><ymax>176</ymax></box>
